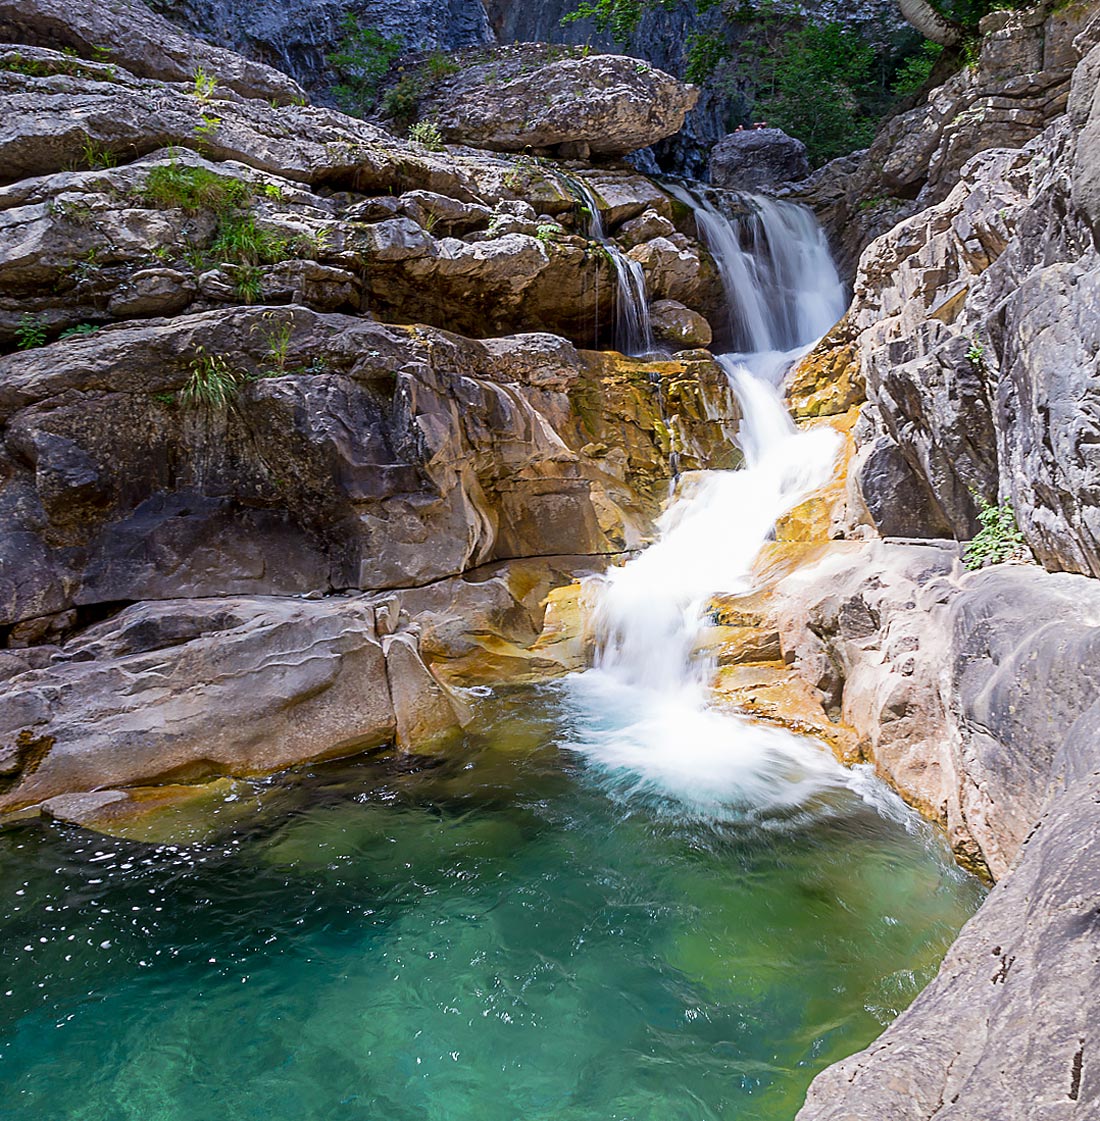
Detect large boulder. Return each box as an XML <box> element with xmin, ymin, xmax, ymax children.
<box><xmin>0</xmin><ymin>307</ymin><xmax>739</xmax><ymax>626</ymax></box>
<box><xmin>709</xmin><ymin>128</ymin><xmax>809</xmax><ymax>192</ymax></box>
<box><xmin>417</xmin><ymin>45</ymin><xmax>698</xmax><ymax>158</ymax></box>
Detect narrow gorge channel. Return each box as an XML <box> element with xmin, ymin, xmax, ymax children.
<box><xmin>0</xmin><ymin>195</ymin><xmax>984</xmax><ymax>1118</ymax></box>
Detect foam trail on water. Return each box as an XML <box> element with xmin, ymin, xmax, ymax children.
<box><xmin>566</xmin><ymin>187</ymin><xmax>857</xmax><ymax>818</ymax></box>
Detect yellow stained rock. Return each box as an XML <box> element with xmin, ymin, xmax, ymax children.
<box><xmin>711</xmin><ymin>663</ymin><xmax>861</xmax><ymax>764</ymax></box>
<box><xmin>775</xmin><ymin>405</ymin><xmax>862</xmax><ymax>543</ymax></box>
<box><xmin>784</xmin><ymin>314</ymin><xmax>864</xmax><ymax>420</ymax></box>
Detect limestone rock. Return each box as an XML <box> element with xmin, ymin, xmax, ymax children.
<box><xmin>418</xmin><ymin>45</ymin><xmax>698</xmax><ymax>157</ymax></box>
<box><xmin>0</xmin><ymin>0</ymin><xmax>305</xmax><ymax>103</ymax></box>
<box><xmin>0</xmin><ymin>307</ymin><xmax>739</xmax><ymax>626</ymax></box>
<box><xmin>709</xmin><ymin>128</ymin><xmax>809</xmax><ymax>192</ymax></box>
<box><xmin>0</xmin><ymin>596</ymin><xmax>398</xmax><ymax>812</ymax></box>
<box><xmin>793</xmin><ymin>560</ymin><xmax>1100</xmax><ymax>1121</ymax></box>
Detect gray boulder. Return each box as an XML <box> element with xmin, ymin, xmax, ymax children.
<box><xmin>418</xmin><ymin>46</ymin><xmax>698</xmax><ymax>158</ymax></box>
<box><xmin>709</xmin><ymin>128</ymin><xmax>810</xmax><ymax>192</ymax></box>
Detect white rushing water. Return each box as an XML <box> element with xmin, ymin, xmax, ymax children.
<box><xmin>566</xmin><ymin>185</ymin><xmax>859</xmax><ymax>818</ymax></box>
<box><xmin>568</xmin><ymin>176</ymin><xmax>654</xmax><ymax>357</ymax></box>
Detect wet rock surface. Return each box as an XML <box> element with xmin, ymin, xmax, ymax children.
<box><xmin>0</xmin><ymin>3</ymin><xmax>740</xmax><ymax>818</ymax></box>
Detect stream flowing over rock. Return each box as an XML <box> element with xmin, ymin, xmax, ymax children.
<box><xmin>3</xmin><ymin>1</ymin><xmax>1100</xmax><ymax>1118</ymax></box>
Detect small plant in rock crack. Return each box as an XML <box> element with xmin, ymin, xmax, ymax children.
<box><xmin>966</xmin><ymin>337</ymin><xmax>987</xmax><ymax>370</ymax></box>
<box><xmin>15</xmin><ymin>312</ymin><xmax>47</xmax><ymax>349</ymax></box>
<box><xmin>251</xmin><ymin>312</ymin><xmax>294</xmax><ymax>376</ymax></box>
<box><xmin>58</xmin><ymin>323</ymin><xmax>100</xmax><ymax>340</ymax></box>
<box><xmin>79</xmin><ymin>137</ymin><xmax>116</xmax><ymax>170</ymax></box>
<box><xmin>408</xmin><ymin>121</ymin><xmax>444</xmax><ymax>151</ymax></box>
<box><xmin>142</xmin><ymin>162</ymin><xmax>251</xmax><ymax>214</ymax></box>
<box><xmin>192</xmin><ymin>67</ymin><xmax>218</xmax><ymax>102</ymax></box>
<box><xmin>963</xmin><ymin>497</ymin><xmax>1028</xmax><ymax>570</ymax></box>
<box><xmin>181</xmin><ymin>348</ymin><xmax>241</xmax><ymax>408</ymax></box>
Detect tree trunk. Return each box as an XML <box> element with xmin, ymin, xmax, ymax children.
<box><xmin>896</xmin><ymin>0</ymin><xmax>965</xmax><ymax>46</ymax></box>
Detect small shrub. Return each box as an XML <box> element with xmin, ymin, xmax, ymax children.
<box><xmin>408</xmin><ymin>120</ymin><xmax>444</xmax><ymax>150</ymax></box>
<box><xmin>15</xmin><ymin>313</ymin><xmax>47</xmax><ymax>349</ymax></box>
<box><xmin>966</xmin><ymin>337</ymin><xmax>986</xmax><ymax>369</ymax></box>
<box><xmin>251</xmin><ymin>312</ymin><xmax>293</xmax><ymax>376</ymax></box>
<box><xmin>424</xmin><ymin>50</ymin><xmax>459</xmax><ymax>80</ymax></box>
<box><xmin>380</xmin><ymin>73</ymin><xmax>425</xmax><ymax>124</ymax></box>
<box><xmin>192</xmin><ymin>114</ymin><xmax>222</xmax><ymax>155</ymax></box>
<box><xmin>142</xmin><ymin>163</ymin><xmax>252</xmax><ymax>213</ymax></box>
<box><xmin>892</xmin><ymin>41</ymin><xmax>943</xmax><ymax>96</ymax></box>
<box><xmin>963</xmin><ymin>498</ymin><xmax>1027</xmax><ymax>570</ymax></box>
<box><xmin>79</xmin><ymin>137</ymin><xmax>116</xmax><ymax>170</ymax></box>
<box><xmin>536</xmin><ymin>222</ymin><xmax>563</xmax><ymax>244</ymax></box>
<box><xmin>192</xmin><ymin>67</ymin><xmax>218</xmax><ymax>101</ymax></box>
<box><xmin>181</xmin><ymin>349</ymin><xmax>241</xmax><ymax>408</ymax></box>
<box><xmin>234</xmin><ymin>264</ymin><xmax>265</xmax><ymax>304</ymax></box>
<box><xmin>210</xmin><ymin>213</ymin><xmax>288</xmax><ymax>266</ymax></box>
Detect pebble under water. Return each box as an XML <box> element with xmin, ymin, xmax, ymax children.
<box><xmin>0</xmin><ymin>685</ymin><xmax>984</xmax><ymax>1121</ymax></box>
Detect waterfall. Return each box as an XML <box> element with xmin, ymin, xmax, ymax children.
<box><xmin>565</xmin><ymin>186</ymin><xmax>852</xmax><ymax>816</ymax></box>
<box><xmin>567</xmin><ymin>176</ymin><xmax>654</xmax><ymax>357</ymax></box>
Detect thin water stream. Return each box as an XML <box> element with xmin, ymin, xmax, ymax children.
<box><xmin>0</xmin><ymin>187</ymin><xmax>985</xmax><ymax>1121</ymax></box>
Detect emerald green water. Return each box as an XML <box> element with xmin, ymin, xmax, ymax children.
<box><xmin>1</xmin><ymin>684</ymin><xmax>983</xmax><ymax>1121</ymax></box>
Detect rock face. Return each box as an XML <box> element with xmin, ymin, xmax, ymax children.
<box><xmin>417</xmin><ymin>45</ymin><xmax>699</xmax><ymax>158</ymax></box>
<box><xmin>0</xmin><ymin>307</ymin><xmax>737</xmax><ymax>627</ymax></box>
<box><xmin>774</xmin><ymin>8</ymin><xmax>1100</xmax><ymax>1118</ymax></box>
<box><xmin>159</xmin><ymin>0</ymin><xmax>493</xmax><ymax>85</ymax></box>
<box><xmin>0</xmin><ymin>0</ymin><xmax>305</xmax><ymax>103</ymax></box>
<box><xmin>786</xmin><ymin>558</ymin><xmax>1100</xmax><ymax>1121</ymax></box>
<box><xmin>709</xmin><ymin>128</ymin><xmax>810</xmax><ymax>192</ymax></box>
<box><xmin>834</xmin><ymin>31</ymin><xmax>1100</xmax><ymax>574</ymax></box>
<box><xmin>0</xmin><ymin>4</ymin><xmax>725</xmax><ymax>815</ymax></box>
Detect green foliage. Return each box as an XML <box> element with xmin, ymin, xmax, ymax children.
<box><xmin>79</xmin><ymin>137</ymin><xmax>116</xmax><ymax>170</ymax></box>
<box><xmin>192</xmin><ymin>66</ymin><xmax>217</xmax><ymax>101</ymax></box>
<box><xmin>892</xmin><ymin>41</ymin><xmax>943</xmax><ymax>96</ymax></box>
<box><xmin>58</xmin><ymin>323</ymin><xmax>100</xmax><ymax>340</ymax></box>
<box><xmin>424</xmin><ymin>50</ymin><xmax>459</xmax><ymax>80</ymax></box>
<box><xmin>380</xmin><ymin>73</ymin><xmax>424</xmax><ymax>123</ymax></box>
<box><xmin>966</xmin><ymin>337</ymin><xmax>986</xmax><ymax>367</ymax></box>
<box><xmin>684</xmin><ymin>30</ymin><xmax>727</xmax><ymax>85</ymax></box>
<box><xmin>327</xmin><ymin>14</ymin><xmax>403</xmax><ymax>114</ymax></box>
<box><xmin>210</xmin><ymin>213</ymin><xmax>289</xmax><ymax>266</ymax></box>
<box><xmin>142</xmin><ymin>163</ymin><xmax>251</xmax><ymax>213</ymax></box>
<box><xmin>408</xmin><ymin>120</ymin><xmax>444</xmax><ymax>150</ymax></box>
<box><xmin>536</xmin><ymin>222</ymin><xmax>564</xmax><ymax>244</ymax></box>
<box><xmin>193</xmin><ymin>113</ymin><xmax>221</xmax><ymax>149</ymax></box>
<box><xmin>181</xmin><ymin>349</ymin><xmax>241</xmax><ymax>408</ymax></box>
<box><xmin>756</xmin><ymin>21</ymin><xmax>878</xmax><ymax>164</ymax></box>
<box><xmin>963</xmin><ymin>498</ymin><xmax>1026</xmax><ymax>570</ymax></box>
<box><xmin>561</xmin><ymin>0</ymin><xmax>677</xmax><ymax>43</ymax></box>
<box><xmin>15</xmin><ymin>313</ymin><xmax>46</xmax><ymax>349</ymax></box>
<box><xmin>251</xmin><ymin>312</ymin><xmax>294</xmax><ymax>376</ymax></box>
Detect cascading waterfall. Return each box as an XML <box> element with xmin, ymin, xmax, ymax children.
<box><xmin>567</xmin><ymin>176</ymin><xmax>654</xmax><ymax>357</ymax></box>
<box><xmin>566</xmin><ymin>185</ymin><xmax>853</xmax><ymax>816</ymax></box>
